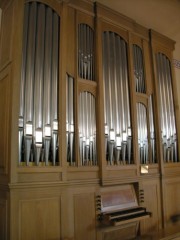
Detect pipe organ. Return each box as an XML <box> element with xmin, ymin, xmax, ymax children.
<box><xmin>0</xmin><ymin>1</ymin><xmax>180</xmax><ymax>240</ymax></box>
<box><xmin>156</xmin><ymin>53</ymin><xmax>178</xmax><ymax>162</ymax></box>
<box><xmin>79</xmin><ymin>92</ymin><xmax>97</xmax><ymax>166</ymax></box>
<box><xmin>78</xmin><ymin>23</ymin><xmax>94</xmax><ymax>81</ymax></box>
<box><xmin>133</xmin><ymin>44</ymin><xmax>146</xmax><ymax>93</ymax></box>
<box><xmin>18</xmin><ymin>1</ymin><xmax>60</xmax><ymax>166</ymax></box>
<box><xmin>102</xmin><ymin>31</ymin><xmax>132</xmax><ymax>165</ymax></box>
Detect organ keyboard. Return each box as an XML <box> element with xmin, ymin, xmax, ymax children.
<box><xmin>96</xmin><ymin>184</ymin><xmax>151</xmax><ymax>227</ymax></box>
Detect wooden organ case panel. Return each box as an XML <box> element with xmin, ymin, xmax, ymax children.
<box><xmin>139</xmin><ymin>179</ymin><xmax>162</xmax><ymax>234</ymax></box>
<box><xmin>74</xmin><ymin>193</ymin><xmax>96</xmax><ymax>240</ymax></box>
<box><xmin>150</xmin><ymin>30</ymin><xmax>180</xmax><ymax>228</ymax></box>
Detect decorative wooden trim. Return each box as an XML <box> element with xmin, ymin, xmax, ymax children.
<box><xmin>67</xmin><ymin>0</ymin><xmax>94</xmax><ymax>16</ymax></box>
<box><xmin>25</xmin><ymin>0</ymin><xmax>62</xmax><ymax>15</ymax></box>
<box><xmin>150</xmin><ymin>29</ymin><xmax>175</xmax><ymax>53</ymax></box>
<box><xmin>95</xmin><ymin>2</ymin><xmax>148</xmax><ymax>40</ymax></box>
<box><xmin>78</xmin><ymin>78</ymin><xmax>97</xmax><ymax>96</ymax></box>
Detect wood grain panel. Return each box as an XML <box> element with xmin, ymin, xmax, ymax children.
<box><xmin>0</xmin><ymin>199</ymin><xmax>7</xmax><ymax>240</ymax></box>
<box><xmin>74</xmin><ymin>193</ymin><xmax>96</xmax><ymax>240</ymax></box>
<box><xmin>140</xmin><ymin>179</ymin><xmax>161</xmax><ymax>233</ymax></box>
<box><xmin>164</xmin><ymin>179</ymin><xmax>180</xmax><ymax>226</ymax></box>
<box><xmin>20</xmin><ymin>198</ymin><xmax>61</xmax><ymax>240</ymax></box>
<box><xmin>103</xmin><ymin>223</ymin><xmax>138</xmax><ymax>240</ymax></box>
<box><xmin>0</xmin><ymin>1</ymin><xmax>14</xmax><ymax>70</ymax></box>
<box><xmin>0</xmin><ymin>68</ymin><xmax>10</xmax><ymax>174</ymax></box>
<box><xmin>18</xmin><ymin>172</ymin><xmax>62</xmax><ymax>183</ymax></box>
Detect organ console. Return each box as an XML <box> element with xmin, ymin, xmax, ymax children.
<box><xmin>96</xmin><ymin>185</ymin><xmax>151</xmax><ymax>237</ymax></box>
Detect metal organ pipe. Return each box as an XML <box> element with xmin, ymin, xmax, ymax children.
<box><xmin>133</xmin><ymin>45</ymin><xmax>145</xmax><ymax>93</ymax></box>
<box><xmin>18</xmin><ymin>3</ymin><xmax>29</xmax><ymax>164</ymax></box>
<box><xmin>79</xmin><ymin>92</ymin><xmax>96</xmax><ymax>166</ymax></box>
<box><xmin>78</xmin><ymin>24</ymin><xmax>94</xmax><ymax>81</ymax></box>
<box><xmin>136</xmin><ymin>103</ymin><xmax>148</xmax><ymax>164</ymax></box>
<box><xmin>102</xmin><ymin>31</ymin><xmax>132</xmax><ymax>165</ymax></box>
<box><xmin>156</xmin><ymin>53</ymin><xmax>178</xmax><ymax>162</ymax></box>
<box><xmin>66</xmin><ymin>74</ymin><xmax>75</xmax><ymax>165</ymax></box>
<box><xmin>18</xmin><ymin>2</ymin><xmax>60</xmax><ymax>166</ymax></box>
<box><xmin>149</xmin><ymin>95</ymin><xmax>156</xmax><ymax>163</ymax></box>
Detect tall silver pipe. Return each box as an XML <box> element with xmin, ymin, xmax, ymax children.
<box><xmin>19</xmin><ymin>4</ymin><xmax>29</xmax><ymax>121</ymax></box>
<box><xmin>33</xmin><ymin>4</ymin><xmax>46</xmax><ymax>164</ymax></box>
<box><xmin>43</xmin><ymin>7</ymin><xmax>52</xmax><ymax>128</ymax></box>
<box><xmin>51</xmin><ymin>12</ymin><xmax>59</xmax><ymax>122</ymax></box>
<box><xmin>149</xmin><ymin>95</ymin><xmax>155</xmax><ymax>163</ymax></box>
<box><xmin>66</xmin><ymin>74</ymin><xmax>74</xmax><ymax>165</ymax></box>
<box><xmin>19</xmin><ymin>4</ymin><xmax>29</xmax><ymax>164</ymax></box>
<box><xmin>24</xmin><ymin>2</ymin><xmax>37</xmax><ymax>124</ymax></box>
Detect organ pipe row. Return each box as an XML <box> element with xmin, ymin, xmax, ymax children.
<box><xmin>18</xmin><ymin>3</ymin><xmax>178</xmax><ymax>168</ymax></box>
<box><xmin>79</xmin><ymin>92</ymin><xmax>97</xmax><ymax>166</ymax></box>
<box><xmin>156</xmin><ymin>53</ymin><xmax>178</xmax><ymax>162</ymax></box>
<box><xmin>137</xmin><ymin>100</ymin><xmax>156</xmax><ymax>164</ymax></box>
<box><xmin>133</xmin><ymin>45</ymin><xmax>146</xmax><ymax>93</ymax></box>
<box><xmin>137</xmin><ymin>103</ymin><xmax>148</xmax><ymax>164</ymax></box>
<box><xmin>19</xmin><ymin>2</ymin><xmax>59</xmax><ymax>166</ymax></box>
<box><xmin>78</xmin><ymin>24</ymin><xmax>94</xmax><ymax>81</ymax></box>
<box><xmin>102</xmin><ymin>31</ymin><xmax>132</xmax><ymax>165</ymax></box>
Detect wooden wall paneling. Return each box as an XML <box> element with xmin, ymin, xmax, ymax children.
<box><xmin>0</xmin><ymin>198</ymin><xmax>8</xmax><ymax>240</ymax></box>
<box><xmin>74</xmin><ymin>192</ymin><xmax>96</xmax><ymax>240</ymax></box>
<box><xmin>9</xmin><ymin>0</ymin><xmax>25</xmax><ymax>184</ymax></box>
<box><xmin>97</xmin><ymin>222</ymin><xmax>139</xmax><ymax>240</ymax></box>
<box><xmin>95</xmin><ymin>12</ymin><xmax>106</xmax><ymax>183</ymax></box>
<box><xmin>10</xmin><ymin>186</ymin><xmax>62</xmax><ymax>240</ymax></box>
<box><xmin>139</xmin><ymin>178</ymin><xmax>162</xmax><ymax>234</ymax></box>
<box><xmin>0</xmin><ymin>66</ymin><xmax>11</xmax><ymax>176</ymax></box>
<box><xmin>20</xmin><ymin>197</ymin><xmax>61</xmax><ymax>240</ymax></box>
<box><xmin>163</xmin><ymin>177</ymin><xmax>180</xmax><ymax>227</ymax></box>
<box><xmin>0</xmin><ymin>0</ymin><xmax>14</xmax><ymax>71</ymax></box>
